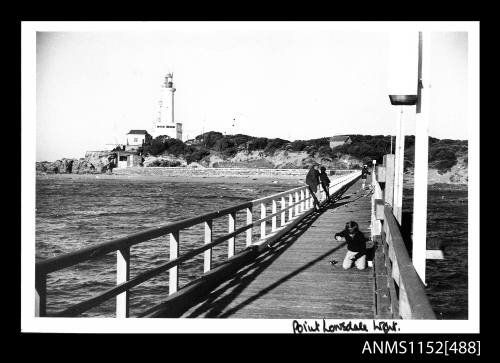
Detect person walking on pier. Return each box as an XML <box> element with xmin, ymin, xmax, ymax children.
<box><xmin>334</xmin><ymin>221</ymin><xmax>367</xmax><ymax>270</ymax></box>
<box><xmin>305</xmin><ymin>164</ymin><xmax>321</xmax><ymax>211</ymax></box>
<box><xmin>361</xmin><ymin>164</ymin><xmax>369</xmax><ymax>189</ymax></box>
<box><xmin>319</xmin><ymin>166</ymin><xmax>331</xmax><ymax>200</ymax></box>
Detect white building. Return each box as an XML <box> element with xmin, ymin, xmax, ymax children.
<box><xmin>329</xmin><ymin>135</ymin><xmax>352</xmax><ymax>149</ymax></box>
<box><xmin>125</xmin><ymin>130</ymin><xmax>152</xmax><ymax>151</ymax></box>
<box><xmin>151</xmin><ymin>73</ymin><xmax>183</xmax><ymax>140</ymax></box>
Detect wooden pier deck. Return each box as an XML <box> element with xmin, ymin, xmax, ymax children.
<box><xmin>181</xmin><ymin>179</ymin><xmax>375</xmax><ymax>319</ymax></box>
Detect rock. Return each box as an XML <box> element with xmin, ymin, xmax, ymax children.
<box><xmin>72</xmin><ymin>159</ymin><xmax>96</xmax><ymax>174</ymax></box>
<box><xmin>56</xmin><ymin>158</ymin><xmax>74</xmax><ymax>174</ymax></box>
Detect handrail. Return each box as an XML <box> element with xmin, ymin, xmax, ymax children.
<box><xmin>36</xmin><ymin>201</ymin><xmax>253</xmax><ymax>276</ymax></box>
<box><xmin>370</xmin><ymin>163</ymin><xmax>435</xmax><ymax>319</ymax></box>
<box><xmin>35</xmin><ymin>171</ymin><xmax>361</xmax><ymax>317</ymax></box>
<box><xmin>382</xmin><ymin>205</ymin><xmax>436</xmax><ymax>319</ymax></box>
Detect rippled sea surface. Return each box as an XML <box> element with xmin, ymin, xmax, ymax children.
<box><xmin>36</xmin><ymin>177</ymin><xmax>468</xmax><ymax>319</ymax></box>
<box><xmin>403</xmin><ymin>187</ymin><xmax>468</xmax><ymax>320</ymax></box>
<box><xmin>35</xmin><ymin>177</ymin><xmax>290</xmax><ymax>317</ymax></box>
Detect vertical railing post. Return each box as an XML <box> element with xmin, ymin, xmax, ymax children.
<box><xmin>169</xmin><ymin>231</ymin><xmax>179</xmax><ymax>295</ymax></box>
<box><xmin>295</xmin><ymin>191</ymin><xmax>299</xmax><ymax>215</ymax></box>
<box><xmin>305</xmin><ymin>188</ymin><xmax>310</xmax><ymax>210</ymax></box>
<box><xmin>288</xmin><ymin>193</ymin><xmax>293</xmax><ymax>220</ymax></box>
<box><xmin>35</xmin><ymin>273</ymin><xmax>47</xmax><ymax>317</ymax></box>
<box><xmin>228</xmin><ymin>212</ymin><xmax>236</xmax><ymax>258</ymax></box>
<box><xmin>246</xmin><ymin>206</ymin><xmax>253</xmax><ymax>247</ymax></box>
<box><xmin>116</xmin><ymin>247</ymin><xmax>130</xmax><ymax>318</ymax></box>
<box><xmin>260</xmin><ymin>202</ymin><xmax>266</xmax><ymax>240</ymax></box>
<box><xmin>271</xmin><ymin>200</ymin><xmax>277</xmax><ymax>232</ymax></box>
<box><xmin>383</xmin><ymin>154</ymin><xmax>396</xmax><ymax>206</ymax></box>
<box><xmin>280</xmin><ymin>196</ymin><xmax>286</xmax><ymax>226</ymax></box>
<box><xmin>300</xmin><ymin>189</ymin><xmax>304</xmax><ymax>212</ymax></box>
<box><xmin>204</xmin><ymin>220</ymin><xmax>212</xmax><ymax>272</ymax></box>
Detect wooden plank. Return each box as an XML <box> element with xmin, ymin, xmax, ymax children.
<box><xmin>116</xmin><ymin>247</ymin><xmax>130</xmax><ymax>318</ymax></box>
<box><xmin>180</xmin><ymin>178</ymin><xmax>375</xmax><ymax>319</ymax></box>
<box><xmin>373</xmin><ymin>240</ymin><xmax>392</xmax><ymax>319</ymax></box>
<box><xmin>375</xmin><ymin>199</ymin><xmax>385</xmax><ymax>220</ymax></box>
<box><xmin>204</xmin><ymin>220</ymin><xmax>213</xmax><ymax>272</ymax></box>
<box><xmin>383</xmin><ymin>154</ymin><xmax>395</xmax><ymax>206</ymax></box>
<box><xmin>376</xmin><ymin>165</ymin><xmax>386</xmax><ymax>183</ymax></box>
<box><xmin>246</xmin><ymin>207</ymin><xmax>253</xmax><ymax>247</ymax></box>
<box><xmin>228</xmin><ymin>212</ymin><xmax>236</xmax><ymax>258</ymax></box>
<box><xmin>169</xmin><ymin>231</ymin><xmax>179</xmax><ymax>294</ymax></box>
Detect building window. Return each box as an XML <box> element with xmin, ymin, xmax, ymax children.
<box><xmin>119</xmin><ymin>156</ymin><xmax>127</xmax><ymax>161</ymax></box>
<box><xmin>134</xmin><ymin>138</ymin><xmax>138</xmax><ymax>142</ymax></box>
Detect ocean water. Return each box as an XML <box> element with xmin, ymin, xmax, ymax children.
<box><xmin>403</xmin><ymin>186</ymin><xmax>468</xmax><ymax>320</ymax></box>
<box><xmin>35</xmin><ymin>177</ymin><xmax>468</xmax><ymax>319</ymax></box>
<box><xmin>35</xmin><ymin>177</ymin><xmax>289</xmax><ymax>317</ymax></box>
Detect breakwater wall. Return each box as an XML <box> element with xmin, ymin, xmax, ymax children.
<box><xmin>112</xmin><ymin>167</ymin><xmax>354</xmax><ymax>178</ymax></box>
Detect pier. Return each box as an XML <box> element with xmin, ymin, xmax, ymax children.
<box><xmin>35</xmin><ymin>153</ymin><xmax>435</xmax><ymax>320</ymax></box>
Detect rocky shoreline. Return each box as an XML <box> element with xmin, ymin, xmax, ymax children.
<box><xmin>36</xmin><ymin>150</ymin><xmax>468</xmax><ymax>187</ymax></box>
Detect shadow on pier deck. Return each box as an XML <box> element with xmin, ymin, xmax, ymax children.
<box><xmin>171</xmin><ymin>180</ymin><xmax>375</xmax><ymax>319</ymax></box>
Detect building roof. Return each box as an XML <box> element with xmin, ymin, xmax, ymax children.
<box><xmin>330</xmin><ymin>135</ymin><xmax>351</xmax><ymax>142</ymax></box>
<box><xmin>127</xmin><ymin>130</ymin><xmax>149</xmax><ymax>135</ymax></box>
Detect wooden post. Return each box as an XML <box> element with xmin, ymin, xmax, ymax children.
<box><xmin>280</xmin><ymin>196</ymin><xmax>286</xmax><ymax>226</ymax></box>
<box><xmin>271</xmin><ymin>200</ymin><xmax>277</xmax><ymax>232</ymax></box>
<box><xmin>305</xmin><ymin>188</ymin><xmax>310</xmax><ymax>210</ymax></box>
<box><xmin>35</xmin><ymin>273</ymin><xmax>46</xmax><ymax>317</ymax></box>
<box><xmin>116</xmin><ymin>247</ymin><xmax>130</xmax><ymax>318</ymax></box>
<box><xmin>169</xmin><ymin>231</ymin><xmax>179</xmax><ymax>294</ymax></box>
<box><xmin>260</xmin><ymin>202</ymin><xmax>266</xmax><ymax>240</ymax></box>
<box><xmin>228</xmin><ymin>212</ymin><xmax>236</xmax><ymax>257</ymax></box>
<box><xmin>204</xmin><ymin>220</ymin><xmax>212</xmax><ymax>272</ymax></box>
<box><xmin>383</xmin><ymin>154</ymin><xmax>395</xmax><ymax>207</ymax></box>
<box><xmin>246</xmin><ymin>206</ymin><xmax>253</xmax><ymax>247</ymax></box>
<box><xmin>295</xmin><ymin>191</ymin><xmax>299</xmax><ymax>215</ymax></box>
<box><xmin>288</xmin><ymin>193</ymin><xmax>293</xmax><ymax>220</ymax></box>
<box><xmin>412</xmin><ymin>31</ymin><xmax>430</xmax><ymax>284</ymax></box>
<box><xmin>300</xmin><ymin>189</ymin><xmax>304</xmax><ymax>212</ymax></box>
<box><xmin>393</xmin><ymin>107</ymin><xmax>406</xmax><ymax>224</ymax></box>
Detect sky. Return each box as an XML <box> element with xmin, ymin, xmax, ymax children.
<box><xmin>31</xmin><ymin>22</ymin><xmax>473</xmax><ymax>161</ymax></box>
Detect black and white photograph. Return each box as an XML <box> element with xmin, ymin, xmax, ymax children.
<box><xmin>21</xmin><ymin>21</ymin><xmax>479</xmax><ymax>335</ymax></box>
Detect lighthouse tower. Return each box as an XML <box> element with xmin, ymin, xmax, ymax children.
<box><xmin>152</xmin><ymin>72</ymin><xmax>183</xmax><ymax>140</ymax></box>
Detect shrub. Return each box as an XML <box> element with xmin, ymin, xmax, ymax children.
<box><xmin>318</xmin><ymin>145</ymin><xmax>333</xmax><ymax>157</ymax></box>
<box><xmin>148</xmin><ymin>160</ymin><xmax>182</xmax><ymax>167</ymax></box>
<box><xmin>248</xmin><ymin>137</ymin><xmax>269</xmax><ymax>151</ymax></box>
<box><xmin>264</xmin><ymin>138</ymin><xmax>289</xmax><ymax>154</ymax></box>
<box><xmin>214</xmin><ymin>137</ymin><xmax>235</xmax><ymax>152</ymax></box>
<box><xmin>230</xmin><ymin>134</ymin><xmax>253</xmax><ymax>146</ymax></box>
<box><xmin>196</xmin><ymin>131</ymin><xmax>224</xmax><ymax>148</ymax></box>
<box><xmin>429</xmin><ymin>146</ymin><xmax>457</xmax><ymax>162</ymax></box>
<box><xmin>164</xmin><ymin>138</ymin><xmax>186</xmax><ymax>156</ymax></box>
<box><xmin>290</xmin><ymin>140</ymin><xmax>307</xmax><ymax>152</ymax></box>
<box><xmin>186</xmin><ymin>148</ymin><xmax>210</xmax><ymax>164</ymax></box>
<box><xmin>143</xmin><ymin>137</ymin><xmax>167</xmax><ymax>155</ymax></box>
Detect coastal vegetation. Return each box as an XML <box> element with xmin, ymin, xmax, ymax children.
<box><xmin>142</xmin><ymin>132</ymin><xmax>467</xmax><ymax>172</ymax></box>
<box><xmin>36</xmin><ymin>131</ymin><xmax>468</xmax><ymax>184</ymax></box>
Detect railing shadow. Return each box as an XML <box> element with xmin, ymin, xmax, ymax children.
<box><xmin>184</xmin><ymin>199</ymin><xmax>349</xmax><ymax>318</ymax></box>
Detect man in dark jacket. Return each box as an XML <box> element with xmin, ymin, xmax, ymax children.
<box><xmin>305</xmin><ymin>164</ymin><xmax>321</xmax><ymax>211</ymax></box>
<box><xmin>319</xmin><ymin>166</ymin><xmax>331</xmax><ymax>200</ymax></box>
<box><xmin>361</xmin><ymin>164</ymin><xmax>369</xmax><ymax>189</ymax></box>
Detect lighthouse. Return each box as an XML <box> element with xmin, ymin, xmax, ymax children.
<box><xmin>151</xmin><ymin>72</ymin><xmax>183</xmax><ymax>140</ymax></box>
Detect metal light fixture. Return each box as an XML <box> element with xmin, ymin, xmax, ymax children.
<box><xmin>388</xmin><ymin>95</ymin><xmax>418</xmax><ymax>106</ymax></box>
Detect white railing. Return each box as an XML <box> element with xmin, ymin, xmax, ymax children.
<box><xmin>35</xmin><ymin>172</ymin><xmax>360</xmax><ymax>317</ymax></box>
